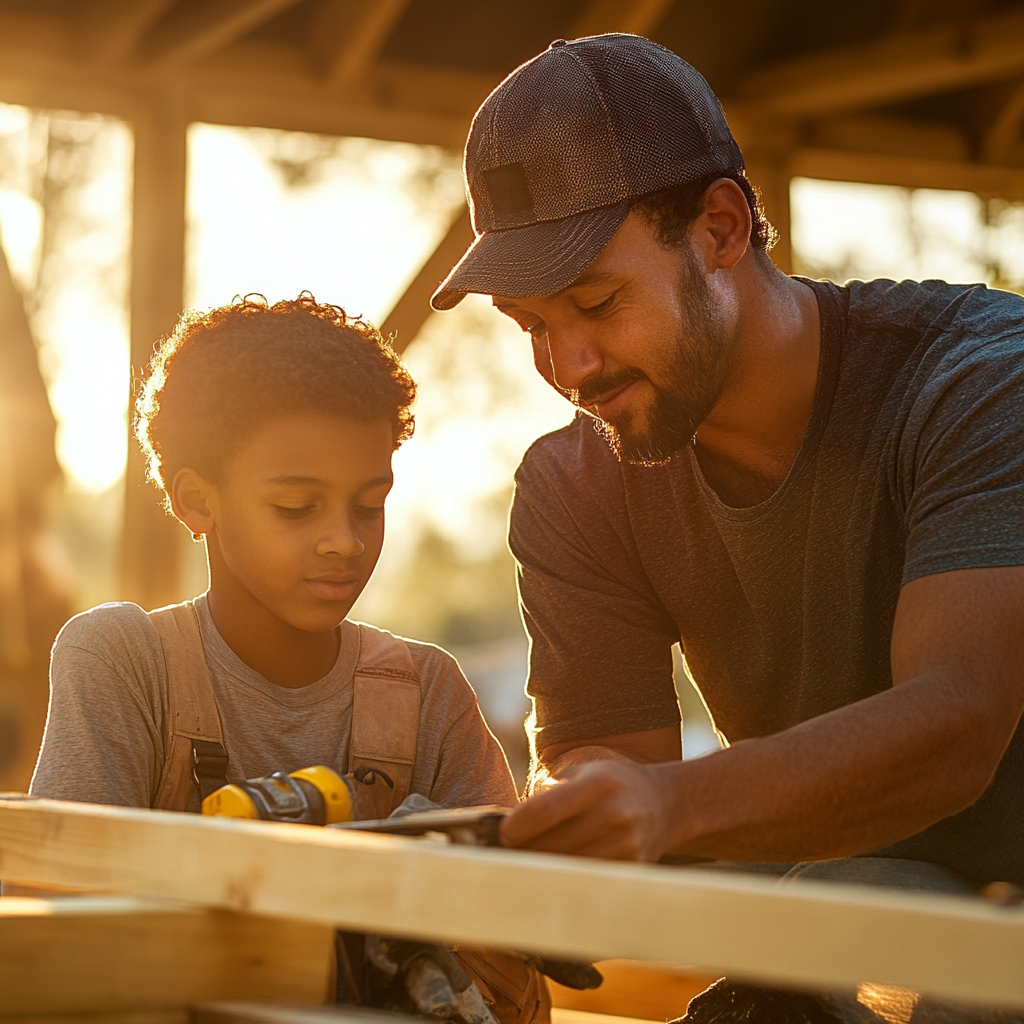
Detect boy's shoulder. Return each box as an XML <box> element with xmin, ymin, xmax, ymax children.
<box><xmin>351</xmin><ymin>620</ymin><xmax>461</xmax><ymax>677</ymax></box>
<box><xmin>56</xmin><ymin>601</ymin><xmax>162</xmax><ymax>661</ymax></box>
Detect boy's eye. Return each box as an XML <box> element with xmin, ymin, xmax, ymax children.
<box><xmin>354</xmin><ymin>505</ymin><xmax>385</xmax><ymax>521</ymax></box>
<box><xmin>273</xmin><ymin>504</ymin><xmax>316</xmax><ymax>519</ymax></box>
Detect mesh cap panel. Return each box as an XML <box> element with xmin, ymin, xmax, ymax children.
<box><xmin>432</xmin><ymin>33</ymin><xmax>742</xmax><ymax>310</ymax></box>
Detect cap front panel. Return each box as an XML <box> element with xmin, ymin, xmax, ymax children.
<box><xmin>468</xmin><ymin>49</ymin><xmax>625</xmax><ymax>231</ymax></box>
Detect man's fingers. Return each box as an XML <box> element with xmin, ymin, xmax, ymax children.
<box><xmin>500</xmin><ymin>772</ymin><xmax>605</xmax><ymax>847</ymax></box>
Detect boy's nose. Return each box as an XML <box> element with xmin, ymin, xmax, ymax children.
<box><xmin>316</xmin><ymin>515</ymin><xmax>366</xmax><ymax>558</ymax></box>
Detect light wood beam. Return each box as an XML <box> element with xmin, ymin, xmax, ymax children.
<box><xmin>119</xmin><ymin>96</ymin><xmax>188</xmax><ymax>610</ymax></box>
<box><xmin>791</xmin><ymin>147</ymin><xmax>1024</xmax><ymax>201</ymax></box>
<box><xmin>984</xmin><ymin>77</ymin><xmax>1024</xmax><ymax>163</ymax></box>
<box><xmin>3</xmin><ymin>797</ymin><xmax>1024</xmax><ymax>1012</ymax></box>
<box><xmin>138</xmin><ymin>0</ymin><xmax>304</xmax><ymax>67</ymax></box>
<box><xmin>380</xmin><ymin>207</ymin><xmax>473</xmax><ymax>354</ymax></box>
<box><xmin>308</xmin><ymin>0</ymin><xmax>414</xmax><ymax>87</ymax></box>
<box><xmin>79</xmin><ymin>0</ymin><xmax>175</xmax><ymax>64</ymax></box>
<box><xmin>569</xmin><ymin>0</ymin><xmax>676</xmax><ymax>38</ymax></box>
<box><xmin>0</xmin><ymin>896</ymin><xmax>333</xmax><ymax>1012</ymax></box>
<box><xmin>737</xmin><ymin>7</ymin><xmax>1024</xmax><ymax>116</ymax></box>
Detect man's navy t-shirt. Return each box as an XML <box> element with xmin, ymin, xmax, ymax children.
<box><xmin>509</xmin><ymin>279</ymin><xmax>1024</xmax><ymax>885</ymax></box>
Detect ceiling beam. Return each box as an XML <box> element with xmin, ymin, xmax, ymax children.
<box><xmin>307</xmin><ymin>0</ymin><xmax>413</xmax><ymax>87</ymax></box>
<box><xmin>791</xmin><ymin>147</ymin><xmax>1024</xmax><ymax>202</ymax></box>
<box><xmin>380</xmin><ymin>206</ymin><xmax>473</xmax><ymax>353</ymax></box>
<box><xmin>569</xmin><ymin>0</ymin><xmax>676</xmax><ymax>38</ymax></box>
<box><xmin>737</xmin><ymin>6</ymin><xmax>1024</xmax><ymax>117</ymax></box>
<box><xmin>79</xmin><ymin>0</ymin><xmax>175</xmax><ymax>63</ymax></box>
<box><xmin>137</xmin><ymin>0</ymin><xmax>305</xmax><ymax>67</ymax></box>
<box><xmin>984</xmin><ymin>77</ymin><xmax>1024</xmax><ymax>163</ymax></box>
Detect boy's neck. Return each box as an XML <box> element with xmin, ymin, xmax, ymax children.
<box><xmin>205</xmin><ymin>573</ymin><xmax>341</xmax><ymax>689</ymax></box>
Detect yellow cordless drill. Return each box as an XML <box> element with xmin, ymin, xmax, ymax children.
<box><xmin>202</xmin><ymin>764</ymin><xmax>355</xmax><ymax>825</ymax></box>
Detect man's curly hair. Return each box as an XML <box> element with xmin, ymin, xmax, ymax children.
<box><xmin>136</xmin><ymin>293</ymin><xmax>415</xmax><ymax>503</ymax></box>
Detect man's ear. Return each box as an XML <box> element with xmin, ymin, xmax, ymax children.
<box><xmin>694</xmin><ymin>178</ymin><xmax>751</xmax><ymax>272</ymax></box>
<box><xmin>169</xmin><ymin>468</ymin><xmax>216</xmax><ymax>539</ymax></box>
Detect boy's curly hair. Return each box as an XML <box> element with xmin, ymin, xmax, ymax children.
<box><xmin>136</xmin><ymin>293</ymin><xmax>415</xmax><ymax>502</ymax></box>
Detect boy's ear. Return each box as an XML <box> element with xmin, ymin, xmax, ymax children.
<box><xmin>169</xmin><ymin>468</ymin><xmax>215</xmax><ymax>538</ymax></box>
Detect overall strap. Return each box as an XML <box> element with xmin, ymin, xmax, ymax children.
<box><xmin>349</xmin><ymin>624</ymin><xmax>421</xmax><ymax>814</ymax></box>
<box><xmin>150</xmin><ymin>602</ymin><xmax>227</xmax><ymax>812</ymax></box>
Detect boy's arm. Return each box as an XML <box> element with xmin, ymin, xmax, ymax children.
<box><xmin>419</xmin><ymin>651</ymin><xmax>519</xmax><ymax>809</ymax></box>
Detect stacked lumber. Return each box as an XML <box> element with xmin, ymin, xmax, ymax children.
<box><xmin>1</xmin><ymin>796</ymin><xmax>1023</xmax><ymax>1020</ymax></box>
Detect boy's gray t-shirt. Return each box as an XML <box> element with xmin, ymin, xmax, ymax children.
<box><xmin>31</xmin><ymin>593</ymin><xmax>517</xmax><ymax>810</ymax></box>
<box><xmin>510</xmin><ymin>279</ymin><xmax>1024</xmax><ymax>885</ymax></box>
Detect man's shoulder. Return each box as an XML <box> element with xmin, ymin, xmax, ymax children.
<box><xmin>515</xmin><ymin>414</ymin><xmax>621</xmax><ymax>496</ymax></box>
<box><xmin>846</xmin><ymin>279</ymin><xmax>1023</xmax><ymax>340</ymax></box>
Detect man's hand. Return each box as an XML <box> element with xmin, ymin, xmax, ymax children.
<box><xmin>501</xmin><ymin>759</ymin><xmax>677</xmax><ymax>861</ymax></box>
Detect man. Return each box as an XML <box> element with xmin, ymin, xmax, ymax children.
<box><xmin>429</xmin><ymin>30</ymin><xmax>1023</xmax><ymax>997</ymax></box>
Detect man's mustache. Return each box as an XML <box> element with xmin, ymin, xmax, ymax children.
<box><xmin>573</xmin><ymin>367</ymin><xmax>647</xmax><ymax>408</ymax></box>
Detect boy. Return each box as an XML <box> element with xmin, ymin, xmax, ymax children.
<box><xmin>29</xmin><ymin>294</ymin><xmax>545</xmax><ymax>1019</ymax></box>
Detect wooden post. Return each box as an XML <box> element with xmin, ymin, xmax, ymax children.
<box><xmin>743</xmin><ymin>149</ymin><xmax>793</xmax><ymax>275</ymax></box>
<box><xmin>119</xmin><ymin>95</ymin><xmax>188</xmax><ymax>609</ymax></box>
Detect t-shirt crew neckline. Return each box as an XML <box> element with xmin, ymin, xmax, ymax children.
<box><xmin>687</xmin><ymin>278</ymin><xmax>844</xmax><ymax>524</ymax></box>
<box><xmin>192</xmin><ymin>592</ymin><xmax>360</xmax><ymax>709</ymax></box>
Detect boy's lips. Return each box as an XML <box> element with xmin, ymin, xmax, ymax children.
<box><xmin>305</xmin><ymin>573</ymin><xmax>360</xmax><ymax>601</ymax></box>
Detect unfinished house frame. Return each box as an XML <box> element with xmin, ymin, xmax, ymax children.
<box><xmin>0</xmin><ymin>0</ymin><xmax>1021</xmax><ymax>611</ymax></box>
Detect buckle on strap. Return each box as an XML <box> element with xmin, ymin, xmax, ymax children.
<box><xmin>192</xmin><ymin>739</ymin><xmax>229</xmax><ymax>802</ymax></box>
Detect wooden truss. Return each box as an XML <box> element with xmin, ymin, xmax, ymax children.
<box><xmin>2</xmin><ymin>796</ymin><xmax>1023</xmax><ymax>1017</ymax></box>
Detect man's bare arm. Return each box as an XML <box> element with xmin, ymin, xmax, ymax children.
<box><xmin>502</xmin><ymin>565</ymin><xmax>1024</xmax><ymax>861</ymax></box>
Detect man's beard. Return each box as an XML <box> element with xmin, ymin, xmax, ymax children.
<box><xmin>576</xmin><ymin>252</ymin><xmax>730</xmax><ymax>467</ymax></box>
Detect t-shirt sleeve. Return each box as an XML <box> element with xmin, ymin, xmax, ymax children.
<box><xmin>899</xmin><ymin>305</ymin><xmax>1024</xmax><ymax>583</ymax></box>
<box><xmin>412</xmin><ymin>646</ymin><xmax>518</xmax><ymax>808</ymax></box>
<box><xmin>29</xmin><ymin>604</ymin><xmax>167</xmax><ymax>808</ymax></box>
<box><xmin>509</xmin><ymin>427</ymin><xmax>681</xmax><ymax>752</ymax></box>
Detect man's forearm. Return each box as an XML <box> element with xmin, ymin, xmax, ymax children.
<box><xmin>660</xmin><ymin>671</ymin><xmax>1007</xmax><ymax>861</ymax></box>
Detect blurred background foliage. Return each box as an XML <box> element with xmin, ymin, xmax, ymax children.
<box><xmin>1</xmin><ymin>107</ymin><xmax>1022</xmax><ymax>787</ymax></box>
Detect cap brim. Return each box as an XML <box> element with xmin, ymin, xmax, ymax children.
<box><xmin>430</xmin><ymin>201</ymin><xmax>630</xmax><ymax>311</ymax></box>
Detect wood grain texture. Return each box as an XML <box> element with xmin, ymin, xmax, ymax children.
<box><xmin>0</xmin><ymin>895</ymin><xmax>334</xmax><ymax>1013</ymax></box>
<box><xmin>2</xmin><ymin>797</ymin><xmax>1023</xmax><ymax>1011</ymax></box>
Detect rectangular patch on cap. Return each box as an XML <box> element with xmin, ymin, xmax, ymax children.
<box><xmin>483</xmin><ymin>162</ymin><xmax>534</xmax><ymax>221</ymax></box>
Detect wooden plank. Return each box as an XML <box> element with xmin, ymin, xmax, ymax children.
<box><xmin>548</xmin><ymin>960</ymin><xmax>716</xmax><ymax>1020</ymax></box>
<box><xmin>0</xmin><ymin>895</ymin><xmax>333</xmax><ymax>1012</ymax></box>
<box><xmin>569</xmin><ymin>0</ymin><xmax>676</xmax><ymax>39</ymax></box>
<box><xmin>118</xmin><ymin>97</ymin><xmax>188</xmax><ymax>610</ymax></box>
<box><xmin>137</xmin><ymin>0</ymin><xmax>304</xmax><ymax>67</ymax></box>
<box><xmin>194</xmin><ymin>1003</ymin><xmax>405</xmax><ymax>1024</ymax></box>
<box><xmin>791</xmin><ymin>147</ymin><xmax>1024</xmax><ymax>201</ymax></box>
<box><xmin>737</xmin><ymin>7</ymin><xmax>1024</xmax><ymax>116</ymax></box>
<box><xmin>380</xmin><ymin>207</ymin><xmax>473</xmax><ymax>354</ymax></box>
<box><xmin>2</xmin><ymin>797</ymin><xmax>1024</xmax><ymax>1011</ymax></box>
<box><xmin>307</xmin><ymin>0</ymin><xmax>413</xmax><ymax>87</ymax></box>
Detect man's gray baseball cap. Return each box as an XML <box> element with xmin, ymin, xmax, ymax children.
<box><xmin>430</xmin><ymin>33</ymin><xmax>743</xmax><ymax>311</ymax></box>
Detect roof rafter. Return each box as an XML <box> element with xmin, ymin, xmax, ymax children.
<box><xmin>307</xmin><ymin>0</ymin><xmax>414</xmax><ymax>87</ymax></box>
<box><xmin>137</xmin><ymin>0</ymin><xmax>305</xmax><ymax>67</ymax></box>
<box><xmin>569</xmin><ymin>0</ymin><xmax>676</xmax><ymax>39</ymax></box>
<box><xmin>737</xmin><ymin>6</ymin><xmax>1024</xmax><ymax>117</ymax></box>
<box><xmin>78</xmin><ymin>0</ymin><xmax>175</xmax><ymax>63</ymax></box>
<box><xmin>984</xmin><ymin>77</ymin><xmax>1024</xmax><ymax>163</ymax></box>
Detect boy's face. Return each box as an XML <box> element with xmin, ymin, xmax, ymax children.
<box><xmin>206</xmin><ymin>413</ymin><xmax>394</xmax><ymax>633</ymax></box>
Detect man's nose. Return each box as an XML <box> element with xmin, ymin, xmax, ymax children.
<box><xmin>316</xmin><ymin>513</ymin><xmax>366</xmax><ymax>558</ymax></box>
<box><xmin>546</xmin><ymin>326</ymin><xmax>603</xmax><ymax>393</ymax></box>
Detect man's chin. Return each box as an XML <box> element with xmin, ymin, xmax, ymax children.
<box><xmin>594</xmin><ymin>418</ymin><xmax>683</xmax><ymax>467</ymax></box>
